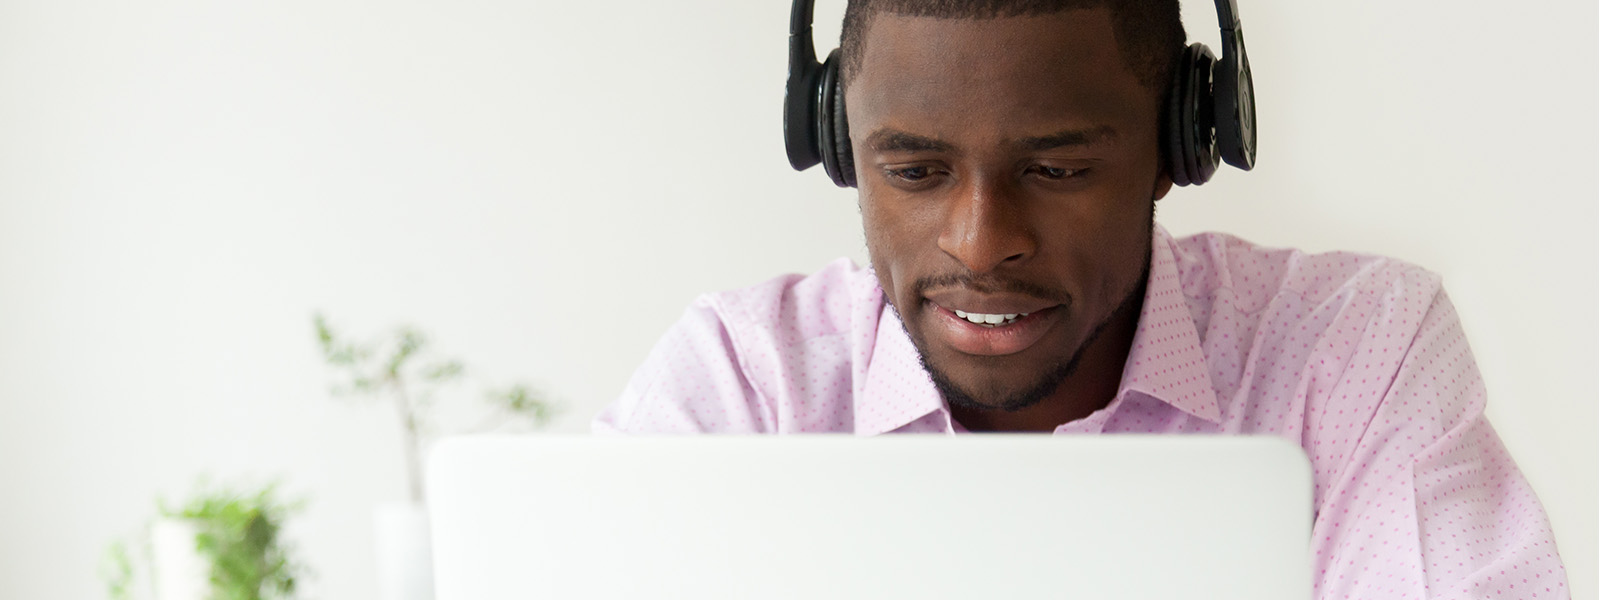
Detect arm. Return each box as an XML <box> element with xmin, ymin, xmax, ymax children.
<box><xmin>1312</xmin><ymin>290</ymin><xmax>1569</xmax><ymax>599</ymax></box>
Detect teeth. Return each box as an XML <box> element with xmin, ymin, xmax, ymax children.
<box><xmin>953</xmin><ymin>309</ymin><xmax>1026</xmax><ymax>326</ymax></box>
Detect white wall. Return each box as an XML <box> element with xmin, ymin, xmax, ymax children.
<box><xmin>0</xmin><ymin>0</ymin><xmax>1592</xmax><ymax>598</ymax></box>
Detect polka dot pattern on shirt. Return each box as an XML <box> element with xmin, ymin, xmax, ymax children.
<box><xmin>593</xmin><ymin>225</ymin><xmax>1569</xmax><ymax>599</ymax></box>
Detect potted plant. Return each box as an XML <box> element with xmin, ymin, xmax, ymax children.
<box><xmin>312</xmin><ymin>314</ymin><xmax>557</xmax><ymax>600</ymax></box>
<box><xmin>104</xmin><ymin>482</ymin><xmax>305</xmax><ymax>600</ymax></box>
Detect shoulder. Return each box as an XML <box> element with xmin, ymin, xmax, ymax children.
<box><xmin>593</xmin><ymin>259</ymin><xmax>885</xmax><ymax>434</ymax></box>
<box><xmin>701</xmin><ymin>257</ymin><xmax>882</xmax><ymax>346</ymax></box>
<box><xmin>1165</xmin><ymin>229</ymin><xmax>1443</xmax><ymax>318</ymax></box>
<box><xmin>1163</xmin><ymin>228</ymin><xmax>1460</xmax><ymax>432</ymax></box>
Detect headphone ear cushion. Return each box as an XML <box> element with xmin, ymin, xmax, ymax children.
<box><xmin>816</xmin><ymin>51</ymin><xmax>853</xmax><ymax>188</ymax></box>
<box><xmin>1164</xmin><ymin>47</ymin><xmax>1194</xmax><ymax>186</ymax></box>
<box><xmin>832</xmin><ymin>81</ymin><xmax>855</xmax><ymax>187</ymax></box>
<box><xmin>1171</xmin><ymin>44</ymin><xmax>1220</xmax><ymax>187</ymax></box>
<box><xmin>1185</xmin><ymin>45</ymin><xmax>1218</xmax><ymax>185</ymax></box>
<box><xmin>1179</xmin><ymin>46</ymin><xmax>1204</xmax><ymax>185</ymax></box>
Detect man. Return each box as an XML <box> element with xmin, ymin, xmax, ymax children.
<box><xmin>595</xmin><ymin>1</ymin><xmax>1569</xmax><ymax>598</ymax></box>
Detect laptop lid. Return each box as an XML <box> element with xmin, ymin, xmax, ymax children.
<box><xmin>428</xmin><ymin>435</ymin><xmax>1311</xmax><ymax>599</ymax></box>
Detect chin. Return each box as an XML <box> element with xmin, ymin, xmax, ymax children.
<box><xmin>919</xmin><ymin>342</ymin><xmax>1078</xmax><ymax>413</ymax></box>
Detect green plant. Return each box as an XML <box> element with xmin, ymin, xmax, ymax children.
<box><xmin>103</xmin><ymin>481</ymin><xmax>305</xmax><ymax>600</ymax></box>
<box><xmin>101</xmin><ymin>539</ymin><xmax>135</xmax><ymax>600</ymax></box>
<box><xmin>313</xmin><ymin>314</ymin><xmax>558</xmax><ymax>502</ymax></box>
<box><xmin>170</xmin><ymin>484</ymin><xmax>303</xmax><ymax>600</ymax></box>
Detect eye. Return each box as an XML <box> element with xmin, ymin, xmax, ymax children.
<box><xmin>1028</xmin><ymin>165</ymin><xmax>1084</xmax><ymax>180</ymax></box>
<box><xmin>886</xmin><ymin>166</ymin><xmax>933</xmax><ymax>182</ymax></box>
<box><xmin>880</xmin><ymin>165</ymin><xmax>947</xmax><ymax>190</ymax></box>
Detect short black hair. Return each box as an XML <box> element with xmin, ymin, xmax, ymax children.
<box><xmin>839</xmin><ymin>0</ymin><xmax>1186</xmax><ymax>93</ymax></box>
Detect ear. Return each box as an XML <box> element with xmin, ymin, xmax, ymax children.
<box><xmin>1152</xmin><ymin>171</ymin><xmax>1175</xmax><ymax>201</ymax></box>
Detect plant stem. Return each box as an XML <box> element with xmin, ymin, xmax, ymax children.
<box><xmin>390</xmin><ymin>375</ymin><xmax>425</xmax><ymax>504</ymax></box>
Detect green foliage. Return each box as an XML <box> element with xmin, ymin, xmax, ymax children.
<box><xmin>313</xmin><ymin>314</ymin><xmax>467</xmax><ymax>405</ymax></box>
<box><xmin>312</xmin><ymin>313</ymin><xmax>558</xmax><ymax>502</ymax></box>
<box><xmin>102</xmin><ymin>481</ymin><xmax>305</xmax><ymax>600</ymax></box>
<box><xmin>488</xmin><ymin>384</ymin><xmax>559</xmax><ymax>428</ymax></box>
<box><xmin>164</xmin><ymin>483</ymin><xmax>304</xmax><ymax>600</ymax></box>
<box><xmin>100</xmin><ymin>540</ymin><xmax>134</xmax><ymax>600</ymax></box>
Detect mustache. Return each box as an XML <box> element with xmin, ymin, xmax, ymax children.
<box><xmin>911</xmin><ymin>272</ymin><xmax>1072</xmax><ymax>305</ymax></box>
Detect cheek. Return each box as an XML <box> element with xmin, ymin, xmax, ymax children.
<box><xmin>1074</xmin><ymin>199</ymin><xmax>1151</xmax><ymax>299</ymax></box>
<box><xmin>1026</xmin><ymin>189</ymin><xmax>1149</xmax><ymax>297</ymax></box>
<box><xmin>859</xmin><ymin>192</ymin><xmax>930</xmax><ymax>306</ymax></box>
<box><xmin>859</xmin><ymin>195</ymin><xmax>896</xmax><ymax>291</ymax></box>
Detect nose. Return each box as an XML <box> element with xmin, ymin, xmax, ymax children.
<box><xmin>936</xmin><ymin>176</ymin><xmax>1037</xmax><ymax>274</ymax></box>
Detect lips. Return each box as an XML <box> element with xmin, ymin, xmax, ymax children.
<box><xmin>925</xmin><ymin>301</ymin><xmax>1062</xmax><ymax>357</ymax></box>
<box><xmin>922</xmin><ymin>287</ymin><xmax>1060</xmax><ymax>316</ymax></box>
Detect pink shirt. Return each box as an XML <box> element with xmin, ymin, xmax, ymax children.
<box><xmin>594</xmin><ymin>225</ymin><xmax>1569</xmax><ymax>599</ymax></box>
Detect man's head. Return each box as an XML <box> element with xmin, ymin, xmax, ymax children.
<box><xmin>840</xmin><ymin>0</ymin><xmax>1185</xmax><ymax>94</ymax></box>
<box><xmin>841</xmin><ymin>1</ymin><xmax>1184</xmax><ymax>414</ymax></box>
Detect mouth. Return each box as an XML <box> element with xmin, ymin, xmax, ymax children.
<box><xmin>951</xmin><ymin>309</ymin><xmax>1030</xmax><ymax>327</ymax></box>
<box><xmin>927</xmin><ymin>302</ymin><xmax>1062</xmax><ymax>357</ymax></box>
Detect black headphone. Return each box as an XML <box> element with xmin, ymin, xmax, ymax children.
<box><xmin>783</xmin><ymin>0</ymin><xmax>1257</xmax><ymax>189</ymax></box>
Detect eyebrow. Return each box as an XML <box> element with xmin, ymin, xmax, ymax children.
<box><xmin>864</xmin><ymin>129</ymin><xmax>955</xmax><ymax>154</ymax></box>
<box><xmin>1014</xmin><ymin>126</ymin><xmax>1118</xmax><ymax>151</ymax></box>
<box><xmin>863</xmin><ymin>126</ymin><xmax>1118</xmax><ymax>154</ymax></box>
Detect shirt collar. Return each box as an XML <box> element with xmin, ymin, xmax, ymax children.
<box><xmin>855</xmin><ymin>305</ymin><xmax>951</xmax><ymax>436</ymax></box>
<box><xmin>855</xmin><ymin>224</ymin><xmax>1221</xmax><ymax>435</ymax></box>
<box><xmin>1114</xmin><ymin>225</ymin><xmax>1222</xmax><ymax>423</ymax></box>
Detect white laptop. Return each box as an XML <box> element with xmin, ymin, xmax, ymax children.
<box><xmin>428</xmin><ymin>435</ymin><xmax>1311</xmax><ymax>600</ymax></box>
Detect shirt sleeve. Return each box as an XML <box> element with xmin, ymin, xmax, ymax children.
<box><xmin>592</xmin><ymin>295</ymin><xmax>773</xmax><ymax>434</ymax></box>
<box><xmin>1312</xmin><ymin>290</ymin><xmax>1569</xmax><ymax>599</ymax></box>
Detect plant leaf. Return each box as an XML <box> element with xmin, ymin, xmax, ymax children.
<box><xmin>488</xmin><ymin>384</ymin><xmax>560</xmax><ymax>428</ymax></box>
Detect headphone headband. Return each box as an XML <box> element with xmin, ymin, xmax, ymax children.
<box><xmin>1210</xmin><ymin>0</ymin><xmax>1256</xmax><ymax>171</ymax></box>
<box><xmin>789</xmin><ymin>0</ymin><xmax>815</xmax><ymax>35</ymax></box>
<box><xmin>1214</xmin><ymin>0</ymin><xmax>1240</xmax><ymax>29</ymax></box>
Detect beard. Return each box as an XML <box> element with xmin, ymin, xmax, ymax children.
<box><xmin>914</xmin><ymin>271</ymin><xmax>1146</xmax><ymax>413</ymax></box>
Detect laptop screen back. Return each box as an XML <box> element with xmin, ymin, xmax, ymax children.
<box><xmin>428</xmin><ymin>435</ymin><xmax>1311</xmax><ymax>600</ymax></box>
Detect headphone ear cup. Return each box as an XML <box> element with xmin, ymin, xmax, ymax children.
<box><xmin>783</xmin><ymin>46</ymin><xmax>824</xmax><ymax>172</ymax></box>
<box><xmin>1171</xmin><ymin>44</ymin><xmax>1220</xmax><ymax>187</ymax></box>
<box><xmin>1164</xmin><ymin>47</ymin><xmax>1195</xmax><ymax>186</ymax></box>
<box><xmin>1186</xmin><ymin>45</ymin><xmax>1219</xmax><ymax>185</ymax></box>
<box><xmin>816</xmin><ymin>50</ymin><xmax>852</xmax><ymax>188</ymax></box>
<box><xmin>1213</xmin><ymin>39</ymin><xmax>1256</xmax><ymax>171</ymax></box>
<box><xmin>831</xmin><ymin>80</ymin><xmax>855</xmax><ymax>187</ymax></box>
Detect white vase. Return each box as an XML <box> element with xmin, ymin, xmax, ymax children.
<box><xmin>150</xmin><ymin>518</ymin><xmax>209</xmax><ymax>600</ymax></box>
<box><xmin>375</xmin><ymin>502</ymin><xmax>435</xmax><ymax>600</ymax></box>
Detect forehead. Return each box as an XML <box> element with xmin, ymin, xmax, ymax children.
<box><xmin>846</xmin><ymin>10</ymin><xmax>1151</xmax><ymax>143</ymax></box>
